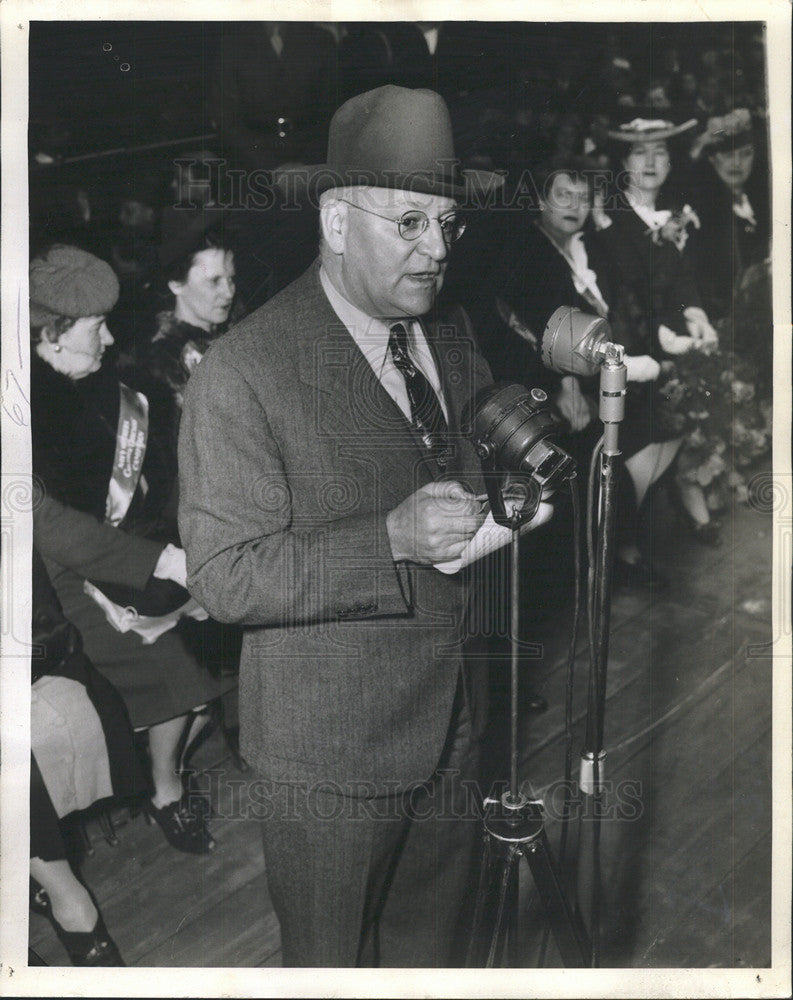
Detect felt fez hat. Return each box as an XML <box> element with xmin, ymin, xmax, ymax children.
<box><xmin>312</xmin><ymin>85</ymin><xmax>503</xmax><ymax>198</ymax></box>
<box><xmin>606</xmin><ymin>115</ymin><xmax>698</xmax><ymax>143</ymax></box>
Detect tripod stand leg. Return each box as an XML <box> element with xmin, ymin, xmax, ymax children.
<box><xmin>523</xmin><ymin>830</ymin><xmax>590</xmax><ymax>966</ymax></box>
<box><xmin>466</xmin><ymin>836</ymin><xmax>494</xmax><ymax>967</ymax></box>
<box><xmin>466</xmin><ymin>839</ymin><xmax>521</xmax><ymax>967</ymax></box>
<box><xmin>508</xmin><ymin>849</ymin><xmax>526</xmax><ymax>966</ymax></box>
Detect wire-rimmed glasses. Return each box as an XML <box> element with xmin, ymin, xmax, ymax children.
<box><xmin>338</xmin><ymin>198</ymin><xmax>467</xmax><ymax>243</ymax></box>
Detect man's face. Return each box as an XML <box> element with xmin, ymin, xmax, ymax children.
<box><xmin>338</xmin><ymin>187</ymin><xmax>457</xmax><ymax>319</ymax></box>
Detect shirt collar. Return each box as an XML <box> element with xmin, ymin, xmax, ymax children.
<box><xmin>319</xmin><ymin>265</ymin><xmax>414</xmax><ymax>378</ymax></box>
<box><xmin>626</xmin><ymin>191</ymin><xmax>672</xmax><ymax>230</ymax></box>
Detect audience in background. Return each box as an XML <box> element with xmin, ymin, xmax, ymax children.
<box><xmin>25</xmin><ymin>21</ymin><xmax>772</xmax><ymax>963</ymax></box>
<box><xmin>30</xmin><ymin>245</ymin><xmax>234</xmax><ymax>858</ymax></box>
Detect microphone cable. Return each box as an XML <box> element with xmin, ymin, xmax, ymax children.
<box><xmin>536</xmin><ymin>472</ymin><xmax>583</xmax><ymax>968</ymax></box>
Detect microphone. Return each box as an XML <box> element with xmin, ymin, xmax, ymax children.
<box><xmin>541</xmin><ymin>306</ymin><xmax>623</xmax><ymax>376</ymax></box>
<box><xmin>464</xmin><ymin>382</ymin><xmax>576</xmax><ymax>528</ymax></box>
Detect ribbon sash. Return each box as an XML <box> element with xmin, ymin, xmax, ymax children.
<box><xmin>105</xmin><ymin>383</ymin><xmax>149</xmax><ymax>526</ymax></box>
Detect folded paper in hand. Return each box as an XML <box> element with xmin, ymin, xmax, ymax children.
<box><xmin>434</xmin><ymin>511</ymin><xmax>515</xmax><ymax>574</ymax></box>
<box><xmin>83</xmin><ymin>580</ymin><xmax>209</xmax><ymax>644</ymax></box>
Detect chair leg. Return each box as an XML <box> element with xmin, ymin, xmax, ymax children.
<box><xmin>98</xmin><ymin>808</ymin><xmax>119</xmax><ymax>847</ymax></box>
<box><xmin>77</xmin><ymin>814</ymin><xmax>95</xmax><ymax>856</ymax></box>
<box><xmin>179</xmin><ymin>706</ymin><xmax>216</xmax><ymax>775</ymax></box>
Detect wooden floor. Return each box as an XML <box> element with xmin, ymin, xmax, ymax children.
<box><xmin>29</xmin><ymin>476</ymin><xmax>774</xmax><ymax>969</ymax></box>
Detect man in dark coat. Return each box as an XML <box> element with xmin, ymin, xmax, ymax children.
<box><xmin>178</xmin><ymin>86</ymin><xmax>552</xmax><ymax>966</ymax></box>
<box><xmin>209</xmin><ymin>21</ymin><xmax>337</xmax><ymax>173</ymax></box>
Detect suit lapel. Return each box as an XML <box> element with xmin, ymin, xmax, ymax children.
<box><xmin>422</xmin><ymin>310</ymin><xmax>485</xmax><ymax>491</ymax></box>
<box><xmin>294</xmin><ymin>266</ymin><xmax>484</xmax><ymax>493</ymax></box>
<box><xmin>295</xmin><ymin>267</ymin><xmax>439</xmax><ymax>495</ymax></box>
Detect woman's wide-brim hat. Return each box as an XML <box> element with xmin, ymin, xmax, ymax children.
<box><xmin>702</xmin><ymin>108</ymin><xmax>756</xmax><ymax>153</ymax></box>
<box><xmin>606</xmin><ymin>116</ymin><xmax>698</xmax><ymax>143</ymax></box>
<box><xmin>309</xmin><ymin>85</ymin><xmax>505</xmax><ymax>199</ymax></box>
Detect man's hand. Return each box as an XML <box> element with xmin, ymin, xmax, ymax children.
<box><xmin>555</xmin><ymin>375</ymin><xmax>595</xmax><ymax>431</ymax></box>
<box><xmin>624</xmin><ymin>354</ymin><xmax>661</xmax><ymax>382</ymax></box>
<box><xmin>386</xmin><ymin>481</ymin><xmax>487</xmax><ymax>564</ymax></box>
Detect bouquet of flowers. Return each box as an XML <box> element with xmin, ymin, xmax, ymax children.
<box><xmin>656</xmin><ymin>345</ymin><xmax>770</xmax><ymax>508</ymax></box>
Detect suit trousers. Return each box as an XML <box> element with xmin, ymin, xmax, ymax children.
<box><xmin>259</xmin><ymin>679</ymin><xmax>483</xmax><ymax>967</ymax></box>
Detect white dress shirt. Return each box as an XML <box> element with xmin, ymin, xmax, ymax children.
<box><xmin>319</xmin><ymin>266</ymin><xmax>449</xmax><ymax>423</ymax></box>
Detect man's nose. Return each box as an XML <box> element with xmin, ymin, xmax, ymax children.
<box><xmin>417</xmin><ymin>219</ymin><xmax>449</xmax><ymax>261</ymax></box>
<box><xmin>100</xmin><ymin>322</ymin><xmax>114</xmax><ymax>346</ymax></box>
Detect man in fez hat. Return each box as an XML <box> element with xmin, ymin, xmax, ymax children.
<box><xmin>179</xmin><ymin>86</ymin><xmax>552</xmax><ymax>966</ymax></box>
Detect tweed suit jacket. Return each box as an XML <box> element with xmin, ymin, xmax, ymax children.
<box><xmin>178</xmin><ymin>262</ymin><xmax>493</xmax><ymax>792</ymax></box>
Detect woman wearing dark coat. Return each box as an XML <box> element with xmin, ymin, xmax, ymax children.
<box><xmin>144</xmin><ymin>214</ymin><xmax>237</xmax><ymax>431</ymax></box>
<box><xmin>685</xmin><ymin>109</ymin><xmax>771</xmax><ymax>322</ymax></box>
<box><xmin>484</xmin><ymin>155</ymin><xmax>672</xmax><ymax>587</ymax></box>
<box><xmin>596</xmin><ymin>117</ymin><xmax>723</xmax><ymax>558</ymax></box>
<box><xmin>30</xmin><ymin>244</ymin><xmax>231</xmax><ymax>855</ymax></box>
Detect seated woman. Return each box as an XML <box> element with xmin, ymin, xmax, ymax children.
<box><xmin>686</xmin><ymin>108</ymin><xmax>770</xmax><ymax>322</ymax></box>
<box><xmin>141</xmin><ymin>214</ymin><xmax>246</xmax><ymax>694</ymax></box>
<box><xmin>146</xmin><ymin>213</ymin><xmax>237</xmax><ymax>424</ymax></box>
<box><xmin>596</xmin><ymin>115</ymin><xmax>723</xmax><ymax>558</ymax></box>
<box><xmin>30</xmin><ymin>548</ymin><xmax>138</xmax><ymax>966</ymax></box>
<box><xmin>491</xmin><ymin>156</ymin><xmax>655</xmax><ymax>421</ymax></box>
<box><xmin>487</xmin><ymin>154</ymin><xmax>672</xmax><ymax>587</ymax></box>
<box><xmin>30</xmin><ymin>244</ymin><xmax>234</xmax><ymax>855</ymax></box>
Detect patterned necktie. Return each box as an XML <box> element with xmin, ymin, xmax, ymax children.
<box><xmin>388</xmin><ymin>322</ymin><xmax>448</xmax><ymax>465</ymax></box>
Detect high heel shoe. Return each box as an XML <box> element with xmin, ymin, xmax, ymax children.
<box><xmin>29</xmin><ymin>878</ymin><xmax>52</xmax><ymax>917</ymax></box>
<box><xmin>144</xmin><ymin>794</ymin><xmax>216</xmax><ymax>854</ymax></box>
<box><xmin>688</xmin><ymin>519</ymin><xmax>723</xmax><ymax>547</ymax></box>
<box><xmin>52</xmin><ymin>913</ymin><xmax>125</xmax><ymax>967</ymax></box>
<box><xmin>676</xmin><ymin>504</ymin><xmax>723</xmax><ymax>547</ymax></box>
<box><xmin>669</xmin><ymin>487</ymin><xmax>723</xmax><ymax>547</ymax></box>
<box><xmin>29</xmin><ymin>881</ymin><xmax>124</xmax><ymax>966</ymax></box>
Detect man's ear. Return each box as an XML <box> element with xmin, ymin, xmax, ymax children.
<box><xmin>167</xmin><ymin>279</ymin><xmax>183</xmax><ymax>297</ymax></box>
<box><xmin>320</xmin><ymin>199</ymin><xmax>348</xmax><ymax>254</ymax></box>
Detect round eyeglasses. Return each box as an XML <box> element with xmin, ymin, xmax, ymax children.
<box><xmin>338</xmin><ymin>199</ymin><xmax>467</xmax><ymax>243</ymax></box>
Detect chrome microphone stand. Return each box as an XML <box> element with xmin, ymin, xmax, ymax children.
<box><xmin>576</xmin><ymin>343</ymin><xmax>627</xmax><ymax>965</ymax></box>
<box><xmin>465</xmin><ymin>313</ymin><xmax>628</xmax><ymax>967</ymax></box>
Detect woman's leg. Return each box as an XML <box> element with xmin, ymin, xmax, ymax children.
<box><xmin>619</xmin><ymin>439</ymin><xmax>684</xmax><ymax>561</ymax></box>
<box><xmin>147</xmin><ymin>706</ymin><xmax>213</xmax><ymax>807</ymax></box>
<box><xmin>30</xmin><ymin>857</ymin><xmax>97</xmax><ymax>932</ymax></box>
<box><xmin>624</xmin><ymin>439</ymin><xmax>683</xmax><ymax>509</ymax></box>
<box><xmin>148</xmin><ymin>713</ymin><xmax>190</xmax><ymax>807</ymax></box>
<box><xmin>676</xmin><ymin>478</ymin><xmax>711</xmax><ymax>526</ymax></box>
<box><xmin>145</xmin><ymin>708</ymin><xmax>217</xmax><ymax>853</ymax></box>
